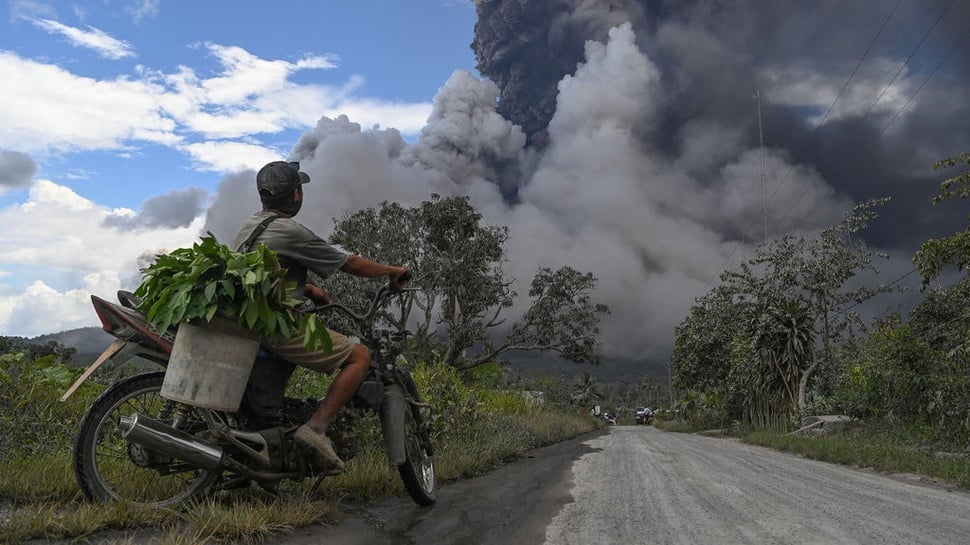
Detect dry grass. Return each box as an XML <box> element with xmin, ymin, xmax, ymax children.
<box><xmin>0</xmin><ymin>451</ymin><xmax>81</xmax><ymax>505</ymax></box>
<box><xmin>744</xmin><ymin>430</ymin><xmax>970</xmax><ymax>489</ymax></box>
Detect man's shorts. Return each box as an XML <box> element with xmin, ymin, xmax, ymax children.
<box><xmin>264</xmin><ymin>328</ymin><xmax>355</xmax><ymax>373</ymax></box>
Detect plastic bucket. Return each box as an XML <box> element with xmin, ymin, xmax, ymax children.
<box><xmin>161</xmin><ymin>316</ymin><xmax>260</xmax><ymax>412</ymax></box>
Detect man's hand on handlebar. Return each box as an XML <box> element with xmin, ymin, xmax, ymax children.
<box><xmin>310</xmin><ymin>271</ymin><xmax>417</xmax><ymax>323</ymax></box>
<box><xmin>389</xmin><ymin>267</ymin><xmax>412</xmax><ymax>292</ymax></box>
<box><xmin>304</xmin><ymin>284</ymin><xmax>332</xmax><ymax>305</ymax></box>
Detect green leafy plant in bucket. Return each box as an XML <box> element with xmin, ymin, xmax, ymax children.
<box><xmin>133</xmin><ymin>234</ymin><xmax>331</xmax><ymax>352</ymax></box>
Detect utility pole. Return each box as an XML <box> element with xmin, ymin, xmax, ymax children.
<box><xmin>755</xmin><ymin>90</ymin><xmax>768</xmax><ymax>242</ymax></box>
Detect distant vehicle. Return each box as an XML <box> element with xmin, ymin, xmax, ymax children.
<box><xmin>635</xmin><ymin>407</ymin><xmax>653</xmax><ymax>425</ymax></box>
<box><xmin>602</xmin><ymin>412</ymin><xmax>618</xmax><ymax>425</ymax></box>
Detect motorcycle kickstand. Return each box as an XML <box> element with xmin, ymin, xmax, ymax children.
<box><xmin>308</xmin><ymin>474</ymin><xmax>326</xmax><ymax>495</ymax></box>
<box><xmin>307</xmin><ymin>467</ymin><xmax>342</xmax><ymax>496</ymax></box>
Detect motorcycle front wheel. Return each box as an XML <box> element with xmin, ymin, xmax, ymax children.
<box><xmin>73</xmin><ymin>372</ymin><xmax>221</xmax><ymax>507</ymax></box>
<box><xmin>398</xmin><ymin>404</ymin><xmax>438</xmax><ymax>506</ymax></box>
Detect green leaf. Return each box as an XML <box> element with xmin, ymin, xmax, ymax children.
<box><xmin>134</xmin><ymin>233</ymin><xmax>329</xmax><ymax>350</ymax></box>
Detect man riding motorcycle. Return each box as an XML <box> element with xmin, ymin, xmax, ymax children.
<box><xmin>231</xmin><ymin>160</ymin><xmax>409</xmax><ymax>471</ymax></box>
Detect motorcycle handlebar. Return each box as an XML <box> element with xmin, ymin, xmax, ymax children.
<box><xmin>310</xmin><ymin>284</ymin><xmax>419</xmax><ymax>324</ymax></box>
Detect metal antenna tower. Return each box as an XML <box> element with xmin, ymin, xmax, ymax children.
<box><xmin>755</xmin><ymin>90</ymin><xmax>768</xmax><ymax>241</ymax></box>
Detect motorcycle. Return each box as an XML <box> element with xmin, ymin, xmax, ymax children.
<box><xmin>61</xmin><ymin>284</ymin><xmax>438</xmax><ymax>507</ymax></box>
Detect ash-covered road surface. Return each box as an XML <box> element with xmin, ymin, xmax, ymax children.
<box><xmin>283</xmin><ymin>426</ymin><xmax>970</xmax><ymax>545</ymax></box>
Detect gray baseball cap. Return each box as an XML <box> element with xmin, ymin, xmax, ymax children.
<box><xmin>256</xmin><ymin>161</ymin><xmax>309</xmax><ymax>203</ymax></box>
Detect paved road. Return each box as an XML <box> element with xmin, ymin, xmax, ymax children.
<box><xmin>284</xmin><ymin>426</ymin><xmax>970</xmax><ymax>545</ymax></box>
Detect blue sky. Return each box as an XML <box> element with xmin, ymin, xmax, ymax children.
<box><xmin>0</xmin><ymin>0</ymin><xmax>478</xmax><ymax>336</ymax></box>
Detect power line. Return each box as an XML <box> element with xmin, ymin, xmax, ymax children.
<box><xmin>760</xmin><ymin>0</ymin><xmax>904</xmax><ymax>209</ymax></box>
<box><xmin>858</xmin><ymin>0</ymin><xmax>955</xmax><ymax>125</ymax></box>
<box><xmin>709</xmin><ymin>2</ymin><xmax>903</xmax><ymax>284</ymax></box>
<box><xmin>880</xmin><ymin>25</ymin><xmax>970</xmax><ymax>136</ymax></box>
<box><xmin>838</xmin><ymin>267</ymin><xmax>918</xmax><ymax>315</ymax></box>
<box><xmin>782</xmin><ymin>1</ymin><xmax>967</xmax><ymax>222</ymax></box>
<box><xmin>781</xmin><ymin>11</ymin><xmax>968</xmax><ymax>223</ymax></box>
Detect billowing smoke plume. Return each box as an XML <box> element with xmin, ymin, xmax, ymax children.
<box><xmin>473</xmin><ymin>0</ymin><xmax>970</xmax><ymax>248</ymax></box>
<box><xmin>204</xmin><ymin>0</ymin><xmax>970</xmax><ymax>368</ymax></box>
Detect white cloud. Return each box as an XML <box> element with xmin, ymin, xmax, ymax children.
<box><xmin>0</xmin><ymin>46</ymin><xmax>432</xmax><ymax>159</ymax></box>
<box><xmin>180</xmin><ymin>140</ymin><xmax>285</xmax><ymax>173</ymax></box>
<box><xmin>761</xmin><ymin>57</ymin><xmax>914</xmax><ymax>125</ymax></box>
<box><xmin>0</xmin><ymin>52</ymin><xmax>175</xmax><ymax>153</ymax></box>
<box><xmin>200</xmin><ymin>44</ymin><xmax>336</xmax><ymax>104</ymax></box>
<box><xmin>0</xmin><ymin>180</ymin><xmax>203</xmax><ymax>336</ymax></box>
<box><xmin>9</xmin><ymin>0</ymin><xmax>56</xmax><ymax>21</ymax></box>
<box><xmin>325</xmin><ymin>99</ymin><xmax>433</xmax><ymax>135</ymax></box>
<box><xmin>0</xmin><ymin>274</ymin><xmax>120</xmax><ymax>338</ymax></box>
<box><xmin>127</xmin><ymin>0</ymin><xmax>160</xmax><ymax>23</ymax></box>
<box><xmin>30</xmin><ymin>18</ymin><xmax>135</xmax><ymax>59</ymax></box>
<box><xmin>1</xmin><ymin>180</ymin><xmax>200</xmax><ymax>271</ymax></box>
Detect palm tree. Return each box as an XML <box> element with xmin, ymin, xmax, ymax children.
<box><xmin>571</xmin><ymin>371</ymin><xmax>604</xmax><ymax>409</ymax></box>
<box><xmin>753</xmin><ymin>299</ymin><xmax>816</xmax><ymax>412</ymax></box>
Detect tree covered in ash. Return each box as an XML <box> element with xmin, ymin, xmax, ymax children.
<box><xmin>322</xmin><ymin>195</ymin><xmax>609</xmax><ymax>370</ymax></box>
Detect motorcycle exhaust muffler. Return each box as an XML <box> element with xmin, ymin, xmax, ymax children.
<box><xmin>118</xmin><ymin>413</ymin><xmax>224</xmax><ymax>470</ymax></box>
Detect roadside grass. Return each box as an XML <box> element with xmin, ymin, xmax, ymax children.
<box><xmin>181</xmin><ymin>495</ymin><xmax>339</xmax><ymax>544</ymax></box>
<box><xmin>0</xmin><ymin>451</ymin><xmax>80</xmax><ymax>505</ymax></box>
<box><xmin>653</xmin><ymin>416</ymin><xmax>970</xmax><ymax>491</ymax></box>
<box><xmin>651</xmin><ymin>418</ymin><xmax>702</xmax><ymax>433</ymax></box>
<box><xmin>1</xmin><ymin>360</ymin><xmax>601</xmax><ymax>543</ymax></box>
<box><xmin>1</xmin><ymin>500</ymin><xmax>176</xmax><ymax>544</ymax></box>
<box><xmin>743</xmin><ymin>430</ymin><xmax>970</xmax><ymax>489</ymax></box>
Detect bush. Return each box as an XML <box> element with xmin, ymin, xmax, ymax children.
<box><xmin>0</xmin><ymin>352</ymin><xmax>104</xmax><ymax>461</ymax></box>
<box><xmin>834</xmin><ymin>321</ymin><xmax>970</xmax><ymax>447</ymax></box>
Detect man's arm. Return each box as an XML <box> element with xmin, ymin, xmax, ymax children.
<box><xmin>340</xmin><ymin>255</ymin><xmax>408</xmax><ymax>280</ymax></box>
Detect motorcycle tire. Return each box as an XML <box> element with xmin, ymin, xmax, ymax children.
<box><xmin>398</xmin><ymin>404</ymin><xmax>438</xmax><ymax>506</ymax></box>
<box><xmin>73</xmin><ymin>372</ymin><xmax>221</xmax><ymax>507</ymax></box>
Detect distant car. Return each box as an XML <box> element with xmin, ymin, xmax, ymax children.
<box><xmin>635</xmin><ymin>407</ymin><xmax>653</xmax><ymax>425</ymax></box>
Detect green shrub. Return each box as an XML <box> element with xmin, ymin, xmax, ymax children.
<box><xmin>0</xmin><ymin>352</ymin><xmax>104</xmax><ymax>461</ymax></box>
<box><xmin>835</xmin><ymin>322</ymin><xmax>970</xmax><ymax>447</ymax></box>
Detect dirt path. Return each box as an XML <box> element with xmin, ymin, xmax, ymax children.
<box><xmin>287</xmin><ymin>426</ymin><xmax>970</xmax><ymax>545</ymax></box>
<box><xmin>544</xmin><ymin>427</ymin><xmax>970</xmax><ymax>544</ymax></box>
<box><xmin>20</xmin><ymin>426</ymin><xmax>970</xmax><ymax>544</ymax></box>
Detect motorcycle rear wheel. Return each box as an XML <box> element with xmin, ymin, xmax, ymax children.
<box><xmin>73</xmin><ymin>372</ymin><xmax>221</xmax><ymax>507</ymax></box>
<box><xmin>398</xmin><ymin>404</ymin><xmax>438</xmax><ymax>506</ymax></box>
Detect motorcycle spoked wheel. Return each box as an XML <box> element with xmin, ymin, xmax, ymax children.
<box><xmin>73</xmin><ymin>372</ymin><xmax>221</xmax><ymax>507</ymax></box>
<box><xmin>397</xmin><ymin>404</ymin><xmax>438</xmax><ymax>506</ymax></box>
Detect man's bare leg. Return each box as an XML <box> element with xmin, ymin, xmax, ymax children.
<box><xmin>306</xmin><ymin>343</ymin><xmax>371</xmax><ymax>433</ymax></box>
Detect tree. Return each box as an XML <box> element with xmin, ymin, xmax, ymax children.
<box><xmin>914</xmin><ymin>152</ymin><xmax>970</xmax><ymax>287</ymax></box>
<box><xmin>328</xmin><ymin>196</ymin><xmax>608</xmax><ymax>370</ymax></box>
<box><xmin>674</xmin><ymin>199</ymin><xmax>895</xmax><ymax>423</ymax></box>
<box><xmin>464</xmin><ymin>266</ymin><xmax>608</xmax><ymax>369</ymax></box>
<box><xmin>0</xmin><ymin>337</ymin><xmax>76</xmax><ymax>366</ymax></box>
<box><xmin>570</xmin><ymin>371</ymin><xmax>603</xmax><ymax>408</ymax></box>
<box><xmin>908</xmin><ymin>276</ymin><xmax>970</xmax><ymax>351</ymax></box>
<box><xmin>672</xmin><ymin>286</ymin><xmax>746</xmax><ymax>394</ymax></box>
<box><xmin>751</xmin><ymin>299</ymin><xmax>816</xmax><ymax>411</ymax></box>
<box><xmin>721</xmin><ymin>199</ymin><xmax>895</xmax><ymax>411</ymax></box>
<box><xmin>631</xmin><ymin>373</ymin><xmax>666</xmax><ymax>408</ymax></box>
<box><xmin>328</xmin><ymin>195</ymin><xmax>512</xmax><ymax>365</ymax></box>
